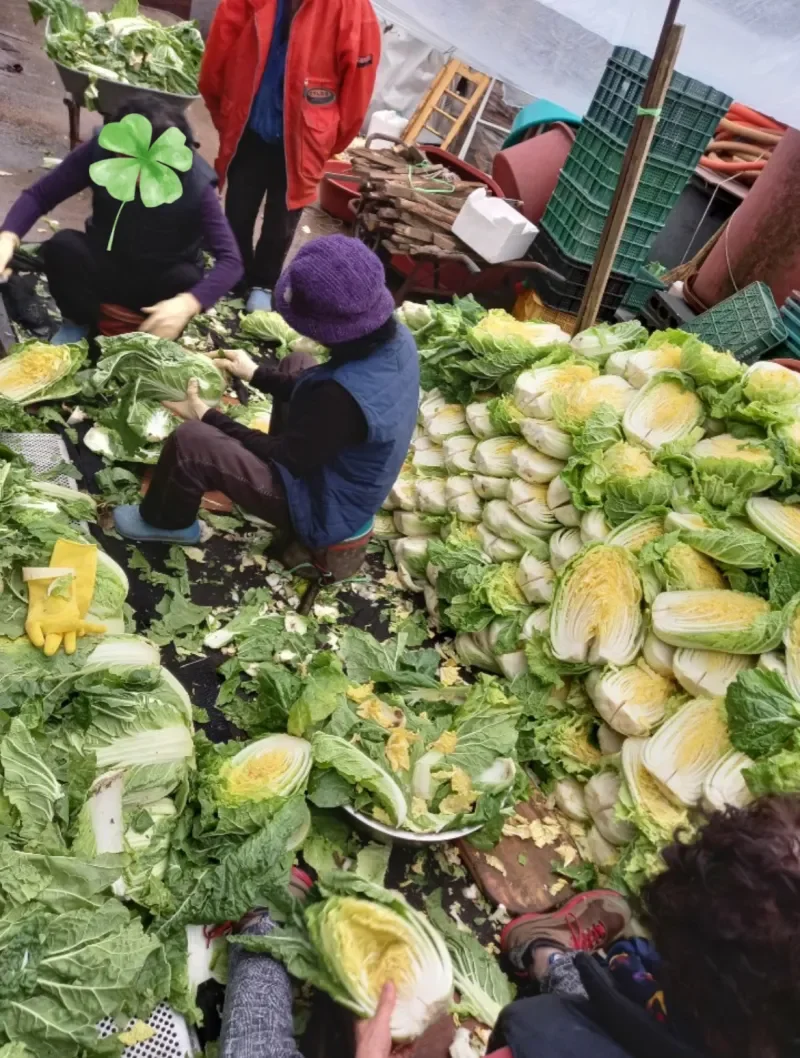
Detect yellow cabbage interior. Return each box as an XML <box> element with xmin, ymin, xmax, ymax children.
<box><xmin>326</xmin><ymin>897</ymin><xmax>414</xmax><ymax>1000</ymax></box>
<box><xmin>225</xmin><ymin>749</ymin><xmax>292</xmax><ymax>798</ymax></box>
<box><xmin>665</xmin><ymin>543</ymin><xmax>726</xmax><ymax>590</ymax></box>
<box><xmin>604</xmin><ymin>441</ymin><xmax>656</xmax><ymax>479</ymax></box>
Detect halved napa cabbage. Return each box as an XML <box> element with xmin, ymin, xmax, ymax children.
<box><xmin>598</xmin><ymin>724</ymin><xmax>625</xmax><ymax>755</ymax></box>
<box><xmin>586</xmin><ymin>660</ymin><xmax>675</xmax><ymax>736</ymax></box>
<box><xmin>620</xmin><ymin>736</ymin><xmax>688</xmax><ymax>842</ymax></box>
<box><xmin>624</xmin><ymin>345</ymin><xmax>683</xmax><ymax>388</ymax></box>
<box><xmin>583</xmin><ymin>440</ymin><xmax>673</xmax><ymax>520</ymax></box>
<box><xmin>513</xmin><ymin>361</ymin><xmax>599</xmax><ymax>419</ymax></box>
<box><xmin>473</xmin><ymin>437</ymin><xmax>521</xmax><ymax>478</ymax></box>
<box><xmin>416</xmin><ymin>479</ymin><xmax>447</xmax><ymax>515</ymax></box>
<box><xmin>550</xmin><ymin>544</ymin><xmax>643</xmax><ymax>666</ymax></box>
<box><xmin>743</xmin><ymin>360</ymin><xmax>800</xmax><ymax>405</ymax></box>
<box><xmin>546</xmin><ymin>477</ymin><xmax>581</xmax><ymax>527</ymax></box>
<box><xmin>580</xmin><ymin>509</ymin><xmax>611</xmax><ymax>544</ymax></box>
<box><xmin>220</xmin><ymin>735</ymin><xmax>312</xmax><ymax>804</ymax></box>
<box><xmin>549</xmin><ymin>527</ymin><xmax>582</xmax><ymax>570</ymax></box>
<box><xmin>475</xmin><ymin>523</ymin><xmax>525</xmax><ymax>563</ymax></box>
<box><xmin>426</xmin><ymin>404</ymin><xmax>469</xmax><ymax>444</ymax></box>
<box><xmin>657</xmin><ymin>542</ymin><xmax>726</xmax><ymax>591</ymax></box>
<box><xmin>521</xmin><ymin>607</ymin><xmax>550</xmax><ymax>639</ymax></box>
<box><xmin>584</xmin><ymin>771</ymin><xmax>637</xmax><ymax>846</ymax></box>
<box><xmin>783</xmin><ymin>596</ymin><xmax>800</xmax><ymax>698</ymax></box>
<box><xmin>758</xmin><ymin>650</ymin><xmax>787</xmax><ymax>677</ymax></box>
<box><xmin>465</xmin><ymin>401</ymin><xmax>500</xmax><ymax>440</ymax></box>
<box><xmin>472</xmin><ymin>474</ymin><xmax>509</xmax><ymax>499</ymax></box>
<box><xmin>701</xmin><ymin>750</ymin><xmax>755</xmax><ymax>814</ymax></box>
<box><xmin>664</xmin><ymin>510</ymin><xmax>708</xmax><ymax>533</ymax></box>
<box><xmin>510</xmin><ymin>444</ymin><xmax>565</xmax><ymax>484</ymax></box>
<box><xmin>412</xmin><ymin>441</ymin><xmax>446</xmax><ymax>476</ymax></box>
<box><xmin>520</xmin><ymin>419</ymin><xmax>574</xmax><ymax>461</ymax></box>
<box><xmin>690</xmin><ymin>433</ymin><xmax>779</xmax><ymax>507</ymax></box>
<box><xmin>652</xmin><ymin>590</ymin><xmax>785</xmax><ymax>654</ymax></box>
<box><xmin>385</xmin><ymin>472</ymin><xmax>417</xmax><ymax>512</ymax></box>
<box><xmin>642</xmin><ymin>631</ymin><xmax>674</xmax><ymax>677</ymax></box>
<box><xmin>507</xmin><ymin>479</ymin><xmax>558</xmax><ymax>532</ymax></box>
<box><xmin>679</xmin><ymin>339</ymin><xmax>743</xmax><ymax>387</ymax></box>
<box><xmin>551</xmin><ymin>374</ymin><xmax>634</xmax><ymax>433</ymax></box>
<box><xmin>746</xmin><ymin>496</ymin><xmax>800</xmax><ymax>557</ymax></box>
<box><xmin>442</xmin><ymin>435</ymin><xmax>477</xmax><ymax>474</ymax></box>
<box><xmin>777</xmin><ymin>419</ymin><xmax>800</xmax><ymax>469</ymax></box>
<box><xmin>622</xmin><ymin>372</ymin><xmax>704</xmax><ymax>450</ymax></box>
<box><xmin>419</xmin><ymin>390</ymin><xmax>448</xmax><ymax>429</ymax></box>
<box><xmin>553</xmin><ymin>777</ymin><xmax>590</xmax><ymax>822</ymax></box>
<box><xmin>483</xmin><ymin>499</ymin><xmax>551</xmax><ymax>550</ymax></box>
<box><xmin>444</xmin><ymin>477</ymin><xmax>482</xmax><ymax>522</ymax></box>
<box><xmin>517</xmin><ymin>552</ymin><xmax>555</xmax><ymax>604</ymax></box>
<box><xmin>673</xmin><ymin>648</ymin><xmax>754</xmax><ymax>698</ymax></box>
<box><xmin>606</xmin><ymin>513</ymin><xmax>665</xmax><ymax>554</ymax></box>
<box><xmin>642</xmin><ymin>697</ymin><xmax>731</xmax><ymax>806</ymax></box>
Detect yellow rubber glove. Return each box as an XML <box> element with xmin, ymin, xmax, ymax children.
<box><xmin>24</xmin><ymin>568</ymin><xmax>105</xmax><ymax>656</ymax></box>
<box><xmin>49</xmin><ymin>539</ymin><xmax>98</xmax><ymax>617</ymax></box>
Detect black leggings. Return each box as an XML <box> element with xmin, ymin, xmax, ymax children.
<box><xmin>41</xmin><ymin>229</ymin><xmax>203</xmax><ymax>325</ymax></box>
<box><xmin>224</xmin><ymin>131</ymin><xmax>301</xmax><ymax>291</ymax></box>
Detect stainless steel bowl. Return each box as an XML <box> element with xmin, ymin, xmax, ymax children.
<box><xmin>342</xmin><ymin>805</ymin><xmax>481</xmax><ymax>846</ymax></box>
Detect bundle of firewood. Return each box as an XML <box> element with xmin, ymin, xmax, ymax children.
<box><xmin>345</xmin><ymin>144</ymin><xmax>487</xmax><ymax>259</ymax></box>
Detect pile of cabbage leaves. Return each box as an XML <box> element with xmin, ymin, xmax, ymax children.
<box><xmin>30</xmin><ymin>0</ymin><xmax>204</xmax><ymax>102</ymax></box>
<box><xmin>389</xmin><ymin>302</ymin><xmax>800</xmax><ymax>893</ymax></box>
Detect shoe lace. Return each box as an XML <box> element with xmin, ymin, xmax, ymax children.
<box><xmin>566</xmin><ymin>913</ymin><xmax>607</xmax><ymax>951</ymax></box>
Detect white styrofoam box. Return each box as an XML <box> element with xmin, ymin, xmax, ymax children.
<box><xmin>366</xmin><ymin>109</ymin><xmax>408</xmax><ymax>149</ymax></box>
<box><xmin>452</xmin><ymin>187</ymin><xmax>538</xmax><ymax>264</ymax></box>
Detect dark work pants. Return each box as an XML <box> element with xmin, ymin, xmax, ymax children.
<box><xmin>41</xmin><ymin>229</ymin><xmax>203</xmax><ymax>325</ymax></box>
<box><xmin>224</xmin><ymin>130</ymin><xmax>302</xmax><ymax>291</ymax></box>
<box><xmin>140</xmin><ymin>351</ymin><xmax>317</xmax><ymax>530</ymax></box>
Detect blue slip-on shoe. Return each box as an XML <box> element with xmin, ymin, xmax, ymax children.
<box><xmin>246</xmin><ymin>287</ymin><xmax>273</xmax><ymax>313</ymax></box>
<box><xmin>114</xmin><ymin>504</ymin><xmax>202</xmax><ymax>545</ymax></box>
<box><xmin>51</xmin><ymin>319</ymin><xmax>90</xmax><ymax>345</ymax></box>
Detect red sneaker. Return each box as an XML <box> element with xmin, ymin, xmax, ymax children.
<box><xmin>500</xmin><ymin>889</ymin><xmax>631</xmax><ymax>974</ymax></box>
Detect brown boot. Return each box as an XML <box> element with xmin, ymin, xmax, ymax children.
<box><xmin>500</xmin><ymin>889</ymin><xmax>631</xmax><ymax>974</ymax></box>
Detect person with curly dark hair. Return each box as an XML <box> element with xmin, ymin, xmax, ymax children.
<box><xmin>470</xmin><ymin>795</ymin><xmax>800</xmax><ymax>1058</ymax></box>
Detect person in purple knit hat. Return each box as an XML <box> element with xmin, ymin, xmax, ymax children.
<box><xmin>113</xmin><ymin>235</ymin><xmax>420</xmax><ymax>561</ymax></box>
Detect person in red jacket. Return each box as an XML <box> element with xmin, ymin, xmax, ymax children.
<box><xmin>200</xmin><ymin>0</ymin><xmax>380</xmax><ymax>313</ymax></box>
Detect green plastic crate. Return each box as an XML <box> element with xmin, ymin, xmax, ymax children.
<box><xmin>682</xmin><ymin>283</ymin><xmax>787</xmax><ymax>363</ymax></box>
<box><xmin>780</xmin><ymin>295</ymin><xmax>800</xmax><ymax>358</ymax></box>
<box><xmin>561</xmin><ymin>119</ymin><xmax>694</xmax><ymax>221</ymax></box>
<box><xmin>541</xmin><ymin>187</ymin><xmax>662</xmax><ymax>277</ymax></box>
<box><xmin>587</xmin><ymin>46</ymin><xmax>732</xmax><ymax>170</ymax></box>
<box><xmin>623</xmin><ymin>265</ymin><xmax>668</xmax><ymax>312</ymax></box>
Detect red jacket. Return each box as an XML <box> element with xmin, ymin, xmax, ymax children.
<box><xmin>200</xmin><ymin>0</ymin><xmax>381</xmax><ymax>209</ymax></box>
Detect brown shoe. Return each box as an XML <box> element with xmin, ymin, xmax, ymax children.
<box><xmin>500</xmin><ymin>889</ymin><xmax>631</xmax><ymax>973</ymax></box>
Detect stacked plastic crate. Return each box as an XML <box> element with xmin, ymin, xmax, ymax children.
<box><xmin>528</xmin><ymin>47</ymin><xmax>731</xmax><ymax>318</ymax></box>
<box><xmin>781</xmin><ymin>292</ymin><xmax>800</xmax><ymax>360</ymax></box>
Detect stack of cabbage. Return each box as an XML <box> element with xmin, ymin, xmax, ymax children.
<box><xmin>383</xmin><ymin>314</ymin><xmax>800</xmax><ymax>890</ymax></box>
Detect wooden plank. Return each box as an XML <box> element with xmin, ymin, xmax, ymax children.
<box><xmin>458</xmin><ymin>787</ymin><xmax>581</xmax><ymax>914</ymax></box>
<box><xmin>575</xmin><ymin>5</ymin><xmax>684</xmax><ymax>330</ymax></box>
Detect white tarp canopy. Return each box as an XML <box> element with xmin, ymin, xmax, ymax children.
<box><xmin>373</xmin><ymin>0</ymin><xmax>800</xmax><ymax>126</ymax></box>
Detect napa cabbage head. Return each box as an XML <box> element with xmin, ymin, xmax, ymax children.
<box><xmin>551</xmin><ymin>375</ymin><xmax>634</xmax><ymax>434</ymax></box>
<box><xmin>93</xmin><ymin>333</ymin><xmax>227</xmax><ymax>404</ymax></box>
<box><xmin>569</xmin><ymin>321</ymin><xmax>647</xmax><ymax>362</ymax></box>
<box><xmin>619</xmin><ymin>737</ymin><xmax>688</xmax><ymax>844</ymax></box>
<box><xmin>642</xmin><ymin>696</ymin><xmax>731</xmax><ymax>806</ymax></box>
<box><xmin>550</xmin><ymin>544</ymin><xmax>643</xmax><ymax>666</ymax></box>
<box><xmin>743</xmin><ymin>361</ymin><xmax>800</xmax><ymax>405</ymax></box>
<box><xmin>747</xmin><ymin>497</ymin><xmax>800</xmax><ymax>558</ymax></box>
<box><xmin>652</xmin><ymin>589</ymin><xmax>785</xmax><ymax>655</ymax></box>
<box><xmin>622</xmin><ymin>371</ymin><xmax>704</xmax><ymax>451</ymax></box>
<box><xmin>689</xmin><ymin>434</ymin><xmax>780</xmax><ymax>510</ymax></box>
<box><xmin>679</xmin><ymin>338</ymin><xmax>743</xmax><ymax>388</ymax></box>
<box><xmin>513</xmin><ymin>360</ymin><xmax>599</xmax><ymax>419</ymax></box>
<box><xmin>566</xmin><ymin>440</ymin><xmax>673</xmax><ymax>524</ymax></box>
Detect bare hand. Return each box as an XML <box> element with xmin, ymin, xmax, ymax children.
<box><xmin>208</xmin><ymin>348</ymin><xmax>258</xmax><ymax>382</ymax></box>
<box><xmin>355</xmin><ymin>983</ymin><xmax>397</xmax><ymax>1058</ymax></box>
<box><xmin>140</xmin><ymin>292</ymin><xmax>201</xmax><ymax>340</ymax></box>
<box><xmin>0</xmin><ymin>231</ymin><xmax>19</xmax><ymax>281</ymax></box>
<box><xmin>163</xmin><ymin>378</ymin><xmax>210</xmax><ymax>421</ymax></box>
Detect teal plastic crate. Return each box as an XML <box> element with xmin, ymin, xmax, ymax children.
<box><xmin>780</xmin><ymin>294</ymin><xmax>800</xmax><ymax>358</ymax></box>
<box><xmin>587</xmin><ymin>46</ymin><xmax>732</xmax><ymax>170</ymax></box>
<box><xmin>682</xmin><ymin>283</ymin><xmax>787</xmax><ymax>363</ymax></box>
<box><xmin>561</xmin><ymin>118</ymin><xmax>694</xmax><ymax>221</ymax></box>
<box><xmin>541</xmin><ymin>187</ymin><xmax>662</xmax><ymax>277</ymax></box>
<box><xmin>623</xmin><ymin>265</ymin><xmax>668</xmax><ymax>312</ymax></box>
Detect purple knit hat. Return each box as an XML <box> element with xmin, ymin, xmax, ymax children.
<box><xmin>274</xmin><ymin>235</ymin><xmax>396</xmax><ymax>346</ymax></box>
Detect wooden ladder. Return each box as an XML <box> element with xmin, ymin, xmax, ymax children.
<box><xmin>401</xmin><ymin>59</ymin><xmax>492</xmax><ymax>151</ymax></box>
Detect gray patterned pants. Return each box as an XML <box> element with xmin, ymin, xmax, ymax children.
<box><xmin>219</xmin><ymin>913</ymin><xmax>303</xmax><ymax>1058</ymax></box>
<box><xmin>540</xmin><ymin>951</ymin><xmax>588</xmax><ymax>999</ymax></box>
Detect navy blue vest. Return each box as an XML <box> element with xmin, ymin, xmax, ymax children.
<box><xmin>274</xmin><ymin>323</ymin><xmax>420</xmax><ymax>548</ymax></box>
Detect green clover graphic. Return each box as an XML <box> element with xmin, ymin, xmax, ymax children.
<box><xmin>88</xmin><ymin>112</ymin><xmax>194</xmax><ymax>251</ymax></box>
